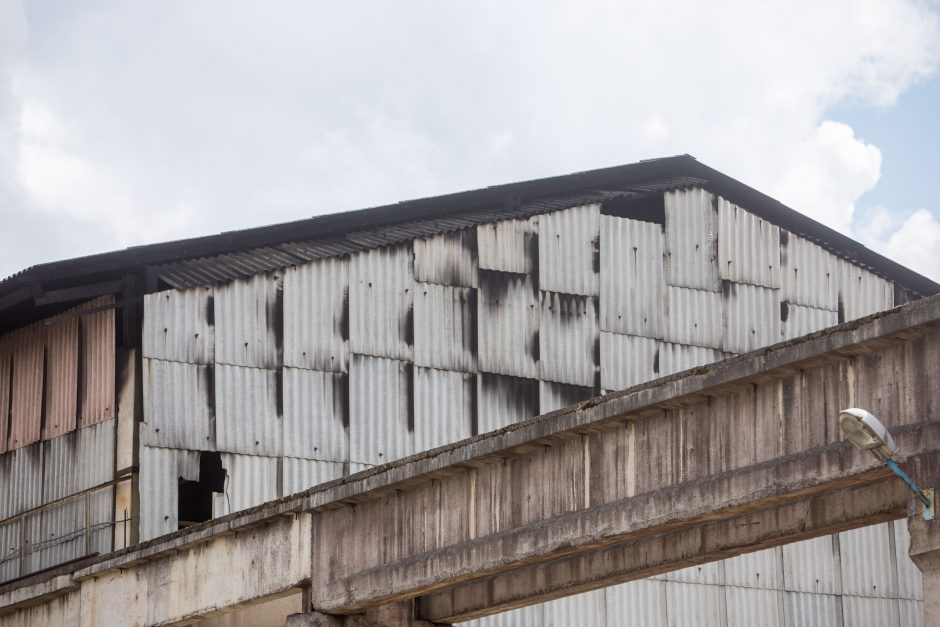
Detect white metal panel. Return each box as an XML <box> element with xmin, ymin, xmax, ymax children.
<box><xmin>138</xmin><ymin>445</ymin><xmax>199</xmax><ymax>541</ymax></box>
<box><xmin>894</xmin><ymin>519</ymin><xmax>923</xmax><ymax>600</ymax></box>
<box><xmin>600</xmin><ymin>214</ymin><xmax>664</xmax><ymax>338</ymax></box>
<box><xmin>838</xmin><ymin>259</ymin><xmax>894</xmax><ymax>322</ymax></box>
<box><xmin>718</xmin><ymin>198</ymin><xmax>781</xmax><ymax>288</ymax></box>
<box><xmin>540</xmin><ymin>204</ymin><xmax>600</xmax><ymax>296</ymax></box>
<box><xmin>217</xmin><ymin>452</ymin><xmax>278</xmax><ymax>515</ymax></box>
<box><xmin>141</xmin><ymin>359</ymin><xmax>214</xmax><ymax>451</ymax></box>
<box><xmin>842</xmin><ymin>595</ymin><xmax>900</xmax><ymax>627</ymax></box>
<box><xmin>725</xmin><ymin>586</ymin><xmax>783</xmax><ymax>627</ymax></box>
<box><xmin>143</xmin><ymin>286</ymin><xmax>214</xmax><ymax>364</ymax></box>
<box><xmin>721</xmin><ymin>282</ymin><xmax>781</xmax><ymax>353</ymax></box>
<box><xmin>724</xmin><ymin>546</ymin><xmax>782</xmax><ymax>590</ymax></box>
<box><xmin>783</xmin><ymin>534</ymin><xmax>839</xmax><ymax>594</ymax></box>
<box><xmin>37</xmin><ymin>490</ymin><xmax>112</xmax><ymax>572</ymax></box>
<box><xmin>899</xmin><ymin>599</ymin><xmax>925</xmax><ymax>627</ymax></box>
<box><xmin>0</xmin><ymin>455</ymin><xmax>10</xmax><ymax>519</ymax></box>
<box><xmin>539</xmin><ymin>292</ymin><xmax>598</xmax><ymax>387</ymax></box>
<box><xmin>282</xmin><ymin>367</ymin><xmax>347</xmax><ymax>462</ymax></box>
<box><xmin>600</xmin><ymin>332</ymin><xmax>657</xmax><ymax>392</ymax></box>
<box><xmin>477</xmin><ymin>273</ymin><xmax>538</xmax><ymax>379</ymax></box>
<box><xmin>664</xmin><ymin>187</ymin><xmax>720</xmax><ymax>291</ymax></box>
<box><xmin>215</xmin><ymin>364</ymin><xmax>282</xmax><ymax>457</ymax></box>
<box><xmin>8</xmin><ymin>444</ymin><xmax>43</xmax><ymax>516</ymax></box>
<box><xmin>465</xmin><ymin>603</ymin><xmax>545</xmax><ymax>627</ymax></box>
<box><xmin>281</xmin><ymin>458</ymin><xmax>344</xmax><ymax>495</ymax></box>
<box><xmin>780</xmin><ymin>234</ymin><xmax>839</xmax><ymax>310</ymax></box>
<box><xmin>477</xmin><ymin>218</ymin><xmax>536</xmax><ymax>275</ymax></box>
<box><xmin>605</xmin><ymin>579</ymin><xmax>667</xmax><ymax>627</ymax></box>
<box><xmin>214</xmin><ymin>273</ymin><xmax>281</xmax><ymax>369</ymax></box>
<box><xmin>782</xmin><ymin>303</ymin><xmax>839</xmax><ymax>341</ymax></box>
<box><xmin>349</xmin><ymin>354</ymin><xmax>413</xmax><ymax>466</ymax></box>
<box><xmin>348</xmin><ymin>462</ymin><xmax>374</xmax><ymax>475</ymax></box>
<box><xmin>0</xmin><ymin>518</ymin><xmax>22</xmax><ymax>582</ymax></box>
<box><xmin>840</xmin><ymin>523</ymin><xmax>897</xmax><ymax>597</ymax></box>
<box><xmin>414</xmin><ymin>367</ymin><xmax>474</xmax><ymax>452</ymax></box>
<box><xmin>414</xmin><ymin>282</ymin><xmax>477</xmax><ymax>373</ymax></box>
<box><xmin>539</xmin><ymin>380</ymin><xmax>595</xmax><ymax>414</ymax></box>
<box><xmin>43</xmin><ymin>419</ymin><xmax>115</xmax><ymax>502</ymax></box>
<box><xmin>664</xmin><ymin>286</ymin><xmax>722</xmax><ymax>349</ymax></box>
<box><xmin>477</xmin><ymin>373</ymin><xmax>539</xmax><ymax>433</ymax></box>
<box><xmin>542</xmin><ymin>588</ymin><xmax>606</xmax><ymax>627</ymax></box>
<box><xmin>349</xmin><ymin>245</ymin><xmax>414</xmax><ymax>361</ymax></box>
<box><xmin>414</xmin><ymin>230</ymin><xmax>478</xmax><ymax>288</ymax></box>
<box><xmin>665</xmin><ymin>582</ymin><xmax>723</xmax><ymax>627</ymax></box>
<box><xmin>664</xmin><ymin>560</ymin><xmax>724</xmax><ymax>585</ymax></box>
<box><xmin>657</xmin><ymin>341</ymin><xmax>728</xmax><ymax>378</ymax></box>
<box><xmin>283</xmin><ymin>258</ymin><xmax>348</xmax><ymax>372</ymax></box>
<box><xmin>783</xmin><ymin>592</ymin><xmax>841</xmax><ymax>627</ymax></box>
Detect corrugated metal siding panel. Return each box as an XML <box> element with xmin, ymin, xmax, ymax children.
<box><xmin>141</xmin><ymin>359</ymin><xmax>214</xmax><ymax>450</ymax></box>
<box><xmin>718</xmin><ymin>198</ymin><xmax>781</xmax><ymax>288</ymax></box>
<box><xmin>539</xmin><ymin>204</ymin><xmax>600</xmax><ymax>296</ymax></box>
<box><xmin>477</xmin><ymin>373</ymin><xmax>538</xmax><ymax>434</ymax></box>
<box><xmin>217</xmin><ymin>453</ymin><xmax>278</xmax><ymax>515</ymax></box>
<box><xmin>725</xmin><ymin>587</ymin><xmax>783</xmax><ymax>627</ymax></box>
<box><xmin>782</xmin><ymin>303</ymin><xmax>839</xmax><ymax>341</ymax></box>
<box><xmin>0</xmin><ymin>518</ymin><xmax>22</xmax><ymax>582</ymax></box>
<box><xmin>43</xmin><ymin>419</ymin><xmax>114</xmax><ymax>502</ymax></box>
<box><xmin>349</xmin><ymin>354</ymin><xmax>413</xmax><ymax>465</ymax></box>
<box><xmin>466</xmin><ymin>604</ymin><xmax>545</xmax><ymax>627</ymax></box>
<box><xmin>142</xmin><ymin>287</ymin><xmax>215</xmax><ymax>364</ymax></box>
<box><xmin>838</xmin><ymin>259</ymin><xmax>894</xmax><ymax>321</ymax></box>
<box><xmin>414</xmin><ymin>230</ymin><xmax>478</xmax><ymax>288</ymax></box>
<box><xmin>899</xmin><ymin>600</ymin><xmax>925</xmax><ymax>627</ymax></box>
<box><xmin>477</xmin><ymin>218</ymin><xmax>536</xmax><ymax>274</ymax></box>
<box><xmin>348</xmin><ymin>462</ymin><xmax>374</xmax><ymax>475</ymax></box>
<box><xmin>539</xmin><ymin>293</ymin><xmax>598</xmax><ymax>387</ymax></box>
<box><xmin>42</xmin><ymin>316</ymin><xmax>78</xmax><ymax>439</ymax></box>
<box><xmin>664</xmin><ymin>187</ymin><xmax>720</xmax><ymax>291</ymax></box>
<box><xmin>349</xmin><ymin>245</ymin><xmax>414</xmax><ymax>361</ymax></box>
<box><xmin>724</xmin><ymin>546</ymin><xmax>782</xmax><ymax>590</ymax></box>
<box><xmin>539</xmin><ymin>380</ymin><xmax>596</xmax><ymax>414</ymax></box>
<box><xmin>414</xmin><ymin>368</ymin><xmax>474</xmax><ymax>451</ymax></box>
<box><xmin>665</xmin><ymin>582</ymin><xmax>723</xmax><ymax>627</ymax></box>
<box><xmin>215</xmin><ymin>364</ymin><xmax>281</xmax><ymax>457</ymax></box>
<box><xmin>37</xmin><ymin>489</ymin><xmax>111</xmax><ymax>572</ymax></box>
<box><xmin>282</xmin><ymin>458</ymin><xmax>344</xmax><ymax>495</ymax></box>
<box><xmin>282</xmin><ymin>367</ymin><xmax>347</xmax><ymax>461</ymax></box>
<box><xmin>840</xmin><ymin>523</ymin><xmax>897</xmax><ymax>597</ymax></box>
<box><xmin>894</xmin><ymin>520</ymin><xmax>923</xmax><ymax>600</ymax></box>
<box><xmin>283</xmin><ymin>259</ymin><xmax>348</xmax><ymax>372</ymax></box>
<box><xmin>600</xmin><ymin>215</ymin><xmax>664</xmax><ymax>338</ymax></box>
<box><xmin>664</xmin><ymin>561</ymin><xmax>724</xmax><ymax>585</ymax></box>
<box><xmin>783</xmin><ymin>592</ymin><xmax>841</xmax><ymax>626</ymax></box>
<box><xmin>780</xmin><ymin>234</ymin><xmax>839</xmax><ymax>310</ymax></box>
<box><xmin>842</xmin><ymin>595</ymin><xmax>899</xmax><ymax>627</ymax></box>
<box><xmin>139</xmin><ymin>445</ymin><xmax>199</xmax><ymax>541</ymax></box>
<box><xmin>605</xmin><ymin>579</ymin><xmax>667</xmax><ymax>627</ymax></box>
<box><xmin>600</xmin><ymin>332</ymin><xmax>657</xmax><ymax>392</ymax></box>
<box><xmin>664</xmin><ymin>286</ymin><xmax>722</xmax><ymax>349</ymax></box>
<box><xmin>214</xmin><ymin>273</ymin><xmax>281</xmax><ymax>369</ymax></box>
<box><xmin>0</xmin><ymin>338</ymin><xmax>10</xmax><ymax>454</ymax></box>
<box><xmin>0</xmin><ymin>454</ymin><xmax>10</xmax><ymax>519</ymax></box>
<box><xmin>721</xmin><ymin>282</ymin><xmax>781</xmax><ymax>353</ymax></box>
<box><xmin>542</xmin><ymin>588</ymin><xmax>606</xmax><ymax>627</ymax></box>
<box><xmin>783</xmin><ymin>535</ymin><xmax>839</xmax><ymax>594</ymax></box>
<box><xmin>9</xmin><ymin>325</ymin><xmax>43</xmax><ymax>450</ymax></box>
<box><xmin>657</xmin><ymin>342</ymin><xmax>728</xmax><ymax>379</ymax></box>
<box><xmin>414</xmin><ymin>283</ymin><xmax>477</xmax><ymax>372</ymax></box>
<box><xmin>79</xmin><ymin>295</ymin><xmax>116</xmax><ymax>428</ymax></box>
<box><xmin>477</xmin><ymin>273</ymin><xmax>538</xmax><ymax>379</ymax></box>
<box><xmin>8</xmin><ymin>444</ymin><xmax>44</xmax><ymax>516</ymax></box>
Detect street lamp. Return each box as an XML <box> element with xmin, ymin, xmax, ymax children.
<box><xmin>838</xmin><ymin>408</ymin><xmax>933</xmax><ymax>520</ymax></box>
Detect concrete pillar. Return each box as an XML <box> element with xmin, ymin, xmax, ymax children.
<box><xmin>908</xmin><ymin>456</ymin><xmax>940</xmax><ymax>627</ymax></box>
<box><xmin>287</xmin><ymin>602</ymin><xmax>451</xmax><ymax>627</ymax></box>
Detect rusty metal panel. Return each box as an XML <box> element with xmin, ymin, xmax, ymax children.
<box><xmin>217</xmin><ymin>452</ymin><xmax>278</xmax><ymax>515</ymax></box>
<box><xmin>282</xmin><ymin>458</ymin><xmax>344</xmax><ymax>495</ymax></box>
<box><xmin>838</xmin><ymin>259</ymin><xmax>894</xmax><ymax>322</ymax></box>
<box><xmin>780</xmin><ymin>234</ymin><xmax>839</xmax><ymax>310</ymax></box>
<box><xmin>782</xmin><ymin>302</ymin><xmax>838</xmax><ymax>341</ymax></box>
<box><xmin>840</xmin><ymin>523</ymin><xmax>896</xmax><ymax>597</ymax></box>
<box><xmin>657</xmin><ymin>341</ymin><xmax>728</xmax><ymax>378</ymax></box>
<box><xmin>783</xmin><ymin>592</ymin><xmax>841</xmax><ymax>627</ymax></box>
<box><xmin>141</xmin><ymin>359</ymin><xmax>214</xmax><ymax>451</ymax></box>
<box><xmin>725</xmin><ymin>587</ymin><xmax>783</xmax><ymax>627</ymax></box>
<box><xmin>138</xmin><ymin>445</ymin><xmax>199</xmax><ymax>541</ymax></box>
<box><xmin>664</xmin><ymin>187</ymin><xmax>719</xmax><ymax>291</ymax></box>
<box><xmin>282</xmin><ymin>367</ymin><xmax>347</xmax><ymax>462</ymax></box>
<box><xmin>9</xmin><ymin>324</ymin><xmax>44</xmax><ymax>450</ymax></box>
<box><xmin>214</xmin><ymin>273</ymin><xmax>282</xmax><ymax>369</ymax></box>
<box><xmin>539</xmin><ymin>204</ymin><xmax>600</xmax><ymax>296</ymax></box>
<box><xmin>721</xmin><ymin>282</ymin><xmax>781</xmax><ymax>353</ymax></box>
<box><xmin>604</xmin><ymin>579</ymin><xmax>667</xmax><ymax>627</ymax></box>
<box><xmin>664</xmin><ymin>582</ymin><xmax>723</xmax><ymax>626</ymax></box>
<box><xmin>718</xmin><ymin>198</ymin><xmax>781</xmax><ymax>288</ymax></box>
<box><xmin>894</xmin><ymin>520</ymin><xmax>923</xmax><ymax>600</ymax></box>
<box><xmin>600</xmin><ymin>214</ymin><xmax>664</xmax><ymax>338</ymax></box>
<box><xmin>143</xmin><ymin>286</ymin><xmax>215</xmax><ymax>364</ymax></box>
<box><xmin>414</xmin><ymin>230</ymin><xmax>478</xmax><ymax>288</ymax></box>
<box><xmin>215</xmin><ymin>364</ymin><xmax>281</xmax><ymax>457</ymax></box>
<box><xmin>539</xmin><ymin>292</ymin><xmax>598</xmax><ymax>387</ymax></box>
<box><xmin>477</xmin><ymin>272</ymin><xmax>538</xmax><ymax>379</ymax></box>
<box><xmin>283</xmin><ymin>258</ymin><xmax>348</xmax><ymax>373</ymax></box>
<box><xmin>43</xmin><ymin>419</ymin><xmax>115</xmax><ymax>502</ymax></box>
<box><xmin>783</xmin><ymin>534</ymin><xmax>839</xmax><ymax>594</ymax></box>
<box><xmin>414</xmin><ymin>367</ymin><xmax>474</xmax><ymax>451</ymax></box>
<box><xmin>349</xmin><ymin>354</ymin><xmax>413</xmax><ymax>466</ymax></box>
<box><xmin>725</xmin><ymin>546</ymin><xmax>782</xmax><ymax>590</ymax></box>
<box><xmin>476</xmin><ymin>373</ymin><xmax>538</xmax><ymax>434</ymax></box>
<box><xmin>349</xmin><ymin>245</ymin><xmax>414</xmax><ymax>361</ymax></box>
<box><xmin>42</xmin><ymin>314</ymin><xmax>78</xmax><ymax>440</ymax></box>
<box><xmin>0</xmin><ymin>337</ymin><xmax>10</xmax><ymax>454</ymax></box>
<box><xmin>664</xmin><ymin>286</ymin><xmax>722</xmax><ymax>349</ymax></box>
<box><xmin>79</xmin><ymin>295</ymin><xmax>116</xmax><ymax>428</ymax></box>
<box><xmin>542</xmin><ymin>588</ymin><xmax>606</xmax><ymax>627</ymax></box>
<box><xmin>414</xmin><ymin>283</ymin><xmax>476</xmax><ymax>373</ymax></box>
<box><xmin>477</xmin><ymin>218</ymin><xmax>536</xmax><ymax>275</ymax></box>
<box><xmin>600</xmin><ymin>331</ymin><xmax>657</xmax><ymax>392</ymax></box>
<box><xmin>842</xmin><ymin>595</ymin><xmax>900</xmax><ymax>627</ymax></box>
<box><xmin>538</xmin><ymin>380</ymin><xmax>596</xmax><ymax>414</ymax></box>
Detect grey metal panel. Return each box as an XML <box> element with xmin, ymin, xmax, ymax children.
<box><xmin>138</xmin><ymin>445</ymin><xmax>199</xmax><ymax>541</ymax></box>
<box><xmin>840</xmin><ymin>523</ymin><xmax>897</xmax><ymax>597</ymax></box>
<box><xmin>600</xmin><ymin>214</ymin><xmax>664</xmax><ymax>338</ymax></box>
<box><xmin>842</xmin><ymin>595</ymin><xmax>900</xmax><ymax>627</ymax></box>
<box><xmin>281</xmin><ymin>458</ymin><xmax>344</xmax><ymax>496</ymax></box>
<box><xmin>539</xmin><ymin>380</ymin><xmax>596</xmax><ymax>414</ymax></box>
<box><xmin>894</xmin><ymin>519</ymin><xmax>923</xmax><ymax>600</ymax></box>
<box><xmin>725</xmin><ymin>587</ymin><xmax>783</xmax><ymax>627</ymax></box>
<box><xmin>724</xmin><ymin>546</ymin><xmax>782</xmax><ymax>590</ymax></box>
<box><xmin>665</xmin><ymin>582</ymin><xmax>724</xmax><ymax>627</ymax></box>
<box><xmin>899</xmin><ymin>599</ymin><xmax>925</xmax><ymax>627</ymax></box>
<box><xmin>143</xmin><ymin>286</ymin><xmax>215</xmax><ymax>364</ymax></box>
<box><xmin>214</xmin><ymin>273</ymin><xmax>281</xmax><ymax>369</ymax></box>
<box><xmin>282</xmin><ymin>368</ymin><xmax>347</xmax><ymax>462</ymax></box>
<box><xmin>414</xmin><ymin>230</ymin><xmax>478</xmax><ymax>288</ymax></box>
<box><xmin>664</xmin><ymin>286</ymin><xmax>722</xmax><ymax>349</ymax></box>
<box><xmin>783</xmin><ymin>592</ymin><xmax>841</xmax><ymax>627</ymax></box>
<box><xmin>37</xmin><ymin>489</ymin><xmax>112</xmax><ymax>572</ymax></box>
<box><xmin>542</xmin><ymin>588</ymin><xmax>606</xmax><ymax>627</ymax></box>
<box><xmin>0</xmin><ymin>454</ymin><xmax>10</xmax><ymax>519</ymax></box>
<box><xmin>838</xmin><ymin>259</ymin><xmax>895</xmax><ymax>321</ymax></box>
<box><xmin>600</xmin><ymin>332</ymin><xmax>657</xmax><ymax>392</ymax></box>
<box><xmin>465</xmin><ymin>603</ymin><xmax>545</xmax><ymax>627</ymax></box>
<box><xmin>215</xmin><ymin>364</ymin><xmax>282</xmax><ymax>457</ymax></box>
<box><xmin>43</xmin><ymin>419</ymin><xmax>115</xmax><ymax>502</ymax></box>
<box><xmin>663</xmin><ymin>560</ymin><xmax>724</xmax><ymax>585</ymax></box>
<box><xmin>783</xmin><ymin>534</ymin><xmax>839</xmax><ymax>594</ymax></box>
<box><xmin>782</xmin><ymin>302</ymin><xmax>839</xmax><ymax>341</ymax></box>
<box><xmin>657</xmin><ymin>341</ymin><xmax>728</xmax><ymax>379</ymax></box>
<box><xmin>477</xmin><ymin>218</ymin><xmax>537</xmax><ymax>274</ymax></box>
<box><xmin>8</xmin><ymin>443</ymin><xmax>43</xmax><ymax>516</ymax></box>
<box><xmin>348</xmin><ymin>462</ymin><xmax>374</xmax><ymax>475</ymax></box>
<box><xmin>349</xmin><ymin>245</ymin><xmax>414</xmax><ymax>361</ymax></box>
<box><xmin>721</xmin><ymin>282</ymin><xmax>781</xmax><ymax>353</ymax></box>
<box><xmin>477</xmin><ymin>273</ymin><xmax>538</xmax><ymax>379</ymax></box>
<box><xmin>539</xmin><ymin>204</ymin><xmax>600</xmax><ymax>296</ymax></box>
<box><xmin>477</xmin><ymin>373</ymin><xmax>539</xmax><ymax>434</ymax></box>
<box><xmin>0</xmin><ymin>518</ymin><xmax>21</xmax><ymax>582</ymax></box>
<box><xmin>718</xmin><ymin>198</ymin><xmax>781</xmax><ymax>288</ymax></box>
<box><xmin>414</xmin><ymin>367</ymin><xmax>474</xmax><ymax>452</ymax></box>
<box><xmin>283</xmin><ymin>258</ymin><xmax>349</xmax><ymax>372</ymax></box>
<box><xmin>349</xmin><ymin>354</ymin><xmax>413</xmax><ymax>466</ymax></box>
<box><xmin>414</xmin><ymin>283</ymin><xmax>477</xmax><ymax>373</ymax></box>
<box><xmin>141</xmin><ymin>359</ymin><xmax>214</xmax><ymax>451</ymax></box>
<box><xmin>780</xmin><ymin>234</ymin><xmax>839</xmax><ymax>310</ymax></box>
<box><xmin>664</xmin><ymin>187</ymin><xmax>720</xmax><ymax>291</ymax></box>
<box><xmin>605</xmin><ymin>579</ymin><xmax>667</xmax><ymax>627</ymax></box>
<box><xmin>217</xmin><ymin>452</ymin><xmax>279</xmax><ymax>515</ymax></box>
<box><xmin>539</xmin><ymin>292</ymin><xmax>598</xmax><ymax>387</ymax></box>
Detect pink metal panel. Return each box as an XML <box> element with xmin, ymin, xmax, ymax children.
<box><xmin>9</xmin><ymin>324</ymin><xmax>44</xmax><ymax>450</ymax></box>
<box><xmin>79</xmin><ymin>296</ymin><xmax>115</xmax><ymax>428</ymax></box>
<box><xmin>0</xmin><ymin>336</ymin><xmax>10</xmax><ymax>454</ymax></box>
<box><xmin>42</xmin><ymin>314</ymin><xmax>78</xmax><ymax>439</ymax></box>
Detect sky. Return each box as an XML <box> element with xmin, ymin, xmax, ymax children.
<box><xmin>1</xmin><ymin>0</ymin><xmax>940</xmax><ymax>282</ymax></box>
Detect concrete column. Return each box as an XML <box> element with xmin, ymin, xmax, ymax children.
<box><xmin>287</xmin><ymin>602</ymin><xmax>451</xmax><ymax>627</ymax></box>
<box><xmin>908</xmin><ymin>456</ymin><xmax>940</xmax><ymax>627</ymax></box>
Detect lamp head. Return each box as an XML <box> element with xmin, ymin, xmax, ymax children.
<box><xmin>838</xmin><ymin>408</ymin><xmax>898</xmax><ymax>462</ymax></box>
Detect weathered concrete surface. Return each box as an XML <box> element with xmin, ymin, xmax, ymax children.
<box><xmin>3</xmin><ymin>295</ymin><xmax>940</xmax><ymax>625</ymax></box>
<box><xmin>908</xmin><ymin>455</ymin><xmax>940</xmax><ymax>627</ymax></box>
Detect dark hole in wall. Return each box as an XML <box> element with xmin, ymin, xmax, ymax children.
<box><xmin>178</xmin><ymin>451</ymin><xmax>225</xmax><ymax>528</ymax></box>
<box><xmin>601</xmin><ymin>194</ymin><xmax>666</xmax><ymax>226</ymax></box>
<box><xmin>205</xmin><ymin>293</ymin><xmax>215</xmax><ymax>326</ymax></box>
<box><xmin>837</xmin><ymin>295</ymin><xmax>845</xmax><ymax>324</ymax></box>
<box><xmin>780</xmin><ymin>301</ymin><xmax>790</xmax><ymax>323</ymax></box>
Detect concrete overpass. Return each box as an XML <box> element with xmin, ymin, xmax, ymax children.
<box><xmin>3</xmin><ymin>294</ymin><xmax>940</xmax><ymax>626</ymax></box>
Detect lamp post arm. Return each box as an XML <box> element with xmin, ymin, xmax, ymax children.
<box><xmin>886</xmin><ymin>458</ymin><xmax>931</xmax><ymax>509</ymax></box>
